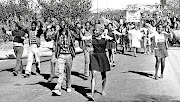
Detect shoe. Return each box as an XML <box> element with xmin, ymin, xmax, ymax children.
<box><xmin>87</xmin><ymin>94</ymin><xmax>95</xmax><ymax>101</ymax></box>
<box><xmin>13</xmin><ymin>71</ymin><xmax>18</xmax><ymax>76</ymax></box>
<box><xmin>52</xmin><ymin>90</ymin><xmax>61</xmax><ymax>96</ymax></box>
<box><xmin>154</xmin><ymin>76</ymin><xmax>158</xmax><ymax>80</ymax></box>
<box><xmin>160</xmin><ymin>74</ymin><xmax>163</xmax><ymax>79</ymax></box>
<box><xmin>23</xmin><ymin>74</ymin><xmax>30</xmax><ymax>78</ymax></box>
<box><xmin>67</xmin><ymin>88</ymin><xmax>72</xmax><ymax>93</ymax></box>
<box><xmin>111</xmin><ymin>62</ymin><xmax>115</xmax><ymax>67</ymax></box>
<box><xmin>102</xmin><ymin>91</ymin><xmax>106</xmax><ymax>96</ymax></box>
<box><xmin>47</xmin><ymin>77</ymin><xmax>54</xmax><ymax>83</ymax></box>
<box><xmin>36</xmin><ymin>68</ymin><xmax>41</xmax><ymax>75</ymax></box>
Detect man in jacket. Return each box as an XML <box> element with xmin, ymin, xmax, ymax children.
<box><xmin>52</xmin><ymin>20</ymin><xmax>76</xmax><ymax>96</ymax></box>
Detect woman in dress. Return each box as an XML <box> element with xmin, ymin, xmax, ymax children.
<box><xmin>128</xmin><ymin>25</ymin><xmax>144</xmax><ymax>57</ymax></box>
<box><xmin>82</xmin><ymin>24</ymin><xmax>113</xmax><ymax>101</ymax></box>
<box><xmin>106</xmin><ymin>23</ymin><xmax>122</xmax><ymax>66</ymax></box>
<box><xmin>147</xmin><ymin>24</ymin><xmax>171</xmax><ymax>80</ymax></box>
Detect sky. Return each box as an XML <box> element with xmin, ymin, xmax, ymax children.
<box><xmin>91</xmin><ymin>0</ymin><xmax>160</xmax><ymax>12</ymax></box>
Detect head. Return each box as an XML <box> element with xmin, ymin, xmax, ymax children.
<box><xmin>14</xmin><ymin>23</ymin><xmax>21</xmax><ymax>30</ymax></box>
<box><xmin>93</xmin><ymin>24</ymin><xmax>104</xmax><ymax>37</ymax></box>
<box><xmin>85</xmin><ymin>21</ymin><xmax>91</xmax><ymax>31</ymax></box>
<box><xmin>75</xmin><ymin>21</ymin><xmax>81</xmax><ymax>28</ymax></box>
<box><xmin>31</xmin><ymin>21</ymin><xmax>37</xmax><ymax>31</ymax></box>
<box><xmin>51</xmin><ymin>26</ymin><xmax>56</xmax><ymax>32</ymax></box>
<box><xmin>61</xmin><ymin>20</ymin><xmax>66</xmax><ymax>29</ymax></box>
<box><xmin>156</xmin><ymin>24</ymin><xmax>163</xmax><ymax>33</ymax></box>
<box><xmin>107</xmin><ymin>23</ymin><xmax>113</xmax><ymax>30</ymax></box>
<box><xmin>60</xmin><ymin>28</ymin><xmax>67</xmax><ymax>35</ymax></box>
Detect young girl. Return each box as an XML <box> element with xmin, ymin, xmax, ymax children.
<box><xmin>147</xmin><ymin>23</ymin><xmax>171</xmax><ymax>80</ymax></box>
<box><xmin>82</xmin><ymin>24</ymin><xmax>113</xmax><ymax>101</ymax></box>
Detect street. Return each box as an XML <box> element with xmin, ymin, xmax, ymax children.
<box><xmin>1</xmin><ymin>47</ymin><xmax>180</xmax><ymax>102</ymax></box>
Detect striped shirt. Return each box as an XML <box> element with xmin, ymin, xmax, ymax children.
<box><xmin>29</xmin><ymin>30</ymin><xmax>37</xmax><ymax>45</ymax></box>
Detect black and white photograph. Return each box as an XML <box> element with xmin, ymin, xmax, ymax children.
<box><xmin>0</xmin><ymin>0</ymin><xmax>180</xmax><ymax>101</ymax></box>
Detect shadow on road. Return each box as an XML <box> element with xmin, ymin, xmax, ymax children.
<box><xmin>133</xmin><ymin>94</ymin><xmax>179</xmax><ymax>102</ymax></box>
<box><xmin>25</xmin><ymin>81</ymin><xmax>56</xmax><ymax>90</ymax></box>
<box><xmin>122</xmin><ymin>70</ymin><xmax>154</xmax><ymax>79</ymax></box>
<box><xmin>71</xmin><ymin>71</ymin><xmax>88</xmax><ymax>80</ymax></box>
<box><xmin>25</xmin><ymin>81</ymin><xmax>98</xmax><ymax>100</ymax></box>
<box><xmin>71</xmin><ymin>84</ymin><xmax>101</xmax><ymax>101</ymax></box>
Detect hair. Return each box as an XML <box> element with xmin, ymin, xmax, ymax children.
<box><xmin>85</xmin><ymin>21</ymin><xmax>91</xmax><ymax>26</ymax></box>
<box><xmin>51</xmin><ymin>25</ymin><xmax>56</xmax><ymax>30</ymax></box>
<box><xmin>31</xmin><ymin>21</ymin><xmax>37</xmax><ymax>26</ymax></box>
<box><xmin>108</xmin><ymin>23</ymin><xmax>113</xmax><ymax>27</ymax></box>
<box><xmin>15</xmin><ymin>23</ymin><xmax>22</xmax><ymax>30</ymax></box>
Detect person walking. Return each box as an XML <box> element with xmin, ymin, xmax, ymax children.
<box><xmin>147</xmin><ymin>23</ymin><xmax>171</xmax><ymax>80</ymax></box>
<box><xmin>82</xmin><ymin>24</ymin><xmax>113</xmax><ymax>101</ymax></box>
<box><xmin>128</xmin><ymin>24</ymin><xmax>144</xmax><ymax>57</ymax></box>
<box><xmin>105</xmin><ymin>23</ymin><xmax>122</xmax><ymax>67</ymax></box>
<box><xmin>52</xmin><ymin>20</ymin><xmax>76</xmax><ymax>96</ymax></box>
<box><xmin>23</xmin><ymin>21</ymin><xmax>43</xmax><ymax>78</ymax></box>
<box><xmin>11</xmin><ymin>23</ymin><xmax>26</xmax><ymax>76</ymax></box>
<box><xmin>80</xmin><ymin>21</ymin><xmax>93</xmax><ymax>79</ymax></box>
<box><xmin>44</xmin><ymin>21</ymin><xmax>60</xmax><ymax>82</ymax></box>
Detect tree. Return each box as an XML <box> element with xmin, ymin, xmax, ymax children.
<box><xmin>40</xmin><ymin>0</ymin><xmax>92</xmax><ymax>22</ymax></box>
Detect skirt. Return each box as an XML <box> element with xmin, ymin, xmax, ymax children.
<box><xmin>106</xmin><ymin>40</ymin><xmax>116</xmax><ymax>49</ymax></box>
<box><xmin>90</xmin><ymin>52</ymin><xmax>110</xmax><ymax>72</ymax></box>
<box><xmin>155</xmin><ymin>42</ymin><xmax>168</xmax><ymax>58</ymax></box>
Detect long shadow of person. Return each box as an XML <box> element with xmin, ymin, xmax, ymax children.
<box><xmin>122</xmin><ymin>70</ymin><xmax>154</xmax><ymax>79</ymax></box>
<box><xmin>71</xmin><ymin>84</ymin><xmax>101</xmax><ymax>101</ymax></box>
<box><xmin>71</xmin><ymin>71</ymin><xmax>89</xmax><ymax>80</ymax></box>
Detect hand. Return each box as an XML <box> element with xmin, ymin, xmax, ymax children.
<box><xmin>21</xmin><ymin>37</ymin><xmax>25</xmax><ymax>39</ymax></box>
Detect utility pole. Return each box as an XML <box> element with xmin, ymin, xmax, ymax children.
<box><xmin>97</xmin><ymin>0</ymin><xmax>98</xmax><ymax>18</ymax></box>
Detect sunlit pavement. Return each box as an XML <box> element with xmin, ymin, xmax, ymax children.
<box><xmin>1</xmin><ymin>45</ymin><xmax>180</xmax><ymax>102</ymax></box>
<box><xmin>0</xmin><ymin>30</ymin><xmax>180</xmax><ymax>102</ymax></box>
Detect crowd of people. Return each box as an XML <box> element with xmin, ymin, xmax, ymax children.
<box><xmin>1</xmin><ymin>13</ymin><xmax>174</xmax><ymax>100</ymax></box>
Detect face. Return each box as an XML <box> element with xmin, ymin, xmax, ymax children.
<box><xmin>31</xmin><ymin>23</ymin><xmax>36</xmax><ymax>30</ymax></box>
<box><xmin>51</xmin><ymin>28</ymin><xmax>55</xmax><ymax>32</ymax></box>
<box><xmin>61</xmin><ymin>20</ymin><xmax>65</xmax><ymax>28</ymax></box>
<box><xmin>77</xmin><ymin>23</ymin><xmax>81</xmax><ymax>28</ymax></box>
<box><xmin>94</xmin><ymin>29</ymin><xmax>101</xmax><ymax>37</ymax></box>
<box><xmin>108</xmin><ymin>24</ymin><xmax>113</xmax><ymax>30</ymax></box>
<box><xmin>157</xmin><ymin>25</ymin><xmax>163</xmax><ymax>33</ymax></box>
<box><xmin>85</xmin><ymin>22</ymin><xmax>90</xmax><ymax>30</ymax></box>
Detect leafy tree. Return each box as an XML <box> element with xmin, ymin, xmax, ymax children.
<box><xmin>40</xmin><ymin>0</ymin><xmax>92</xmax><ymax>22</ymax></box>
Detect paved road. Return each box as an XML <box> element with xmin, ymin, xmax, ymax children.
<box><xmin>0</xmin><ymin>47</ymin><xmax>180</xmax><ymax>102</ymax></box>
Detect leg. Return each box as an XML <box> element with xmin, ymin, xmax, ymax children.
<box><xmin>101</xmin><ymin>72</ymin><xmax>107</xmax><ymax>96</ymax></box>
<box><xmin>33</xmin><ymin>47</ymin><xmax>41</xmax><ymax>74</ymax></box>
<box><xmin>155</xmin><ymin>56</ymin><xmax>161</xmax><ymax>80</ymax></box>
<box><xmin>160</xmin><ymin>58</ymin><xmax>166</xmax><ymax>78</ymax></box>
<box><xmin>108</xmin><ymin>49</ymin><xmax>112</xmax><ymax>64</ymax></box>
<box><xmin>144</xmin><ymin>41</ymin><xmax>147</xmax><ymax>54</ymax></box>
<box><xmin>88</xmin><ymin>70</ymin><xmax>97</xmax><ymax>100</ymax></box>
<box><xmin>134</xmin><ymin>47</ymin><xmax>137</xmax><ymax>57</ymax></box>
<box><xmin>53</xmin><ymin>56</ymin><xmax>66</xmax><ymax>96</ymax></box>
<box><xmin>65</xmin><ymin>54</ymin><xmax>73</xmax><ymax>92</ymax></box>
<box><xmin>111</xmin><ymin>49</ymin><xmax>115</xmax><ymax>67</ymax></box>
<box><xmin>25</xmin><ymin>47</ymin><xmax>34</xmax><ymax>75</ymax></box>
<box><xmin>48</xmin><ymin>53</ymin><xmax>56</xmax><ymax>82</ymax></box>
<box><xmin>13</xmin><ymin>46</ymin><xmax>24</xmax><ymax>75</ymax></box>
<box><xmin>84</xmin><ymin>49</ymin><xmax>90</xmax><ymax>78</ymax></box>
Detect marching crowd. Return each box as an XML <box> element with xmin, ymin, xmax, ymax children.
<box><xmin>1</xmin><ymin>14</ymin><xmax>174</xmax><ymax>100</ymax></box>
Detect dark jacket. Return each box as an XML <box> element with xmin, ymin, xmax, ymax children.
<box><xmin>12</xmin><ymin>30</ymin><xmax>26</xmax><ymax>44</ymax></box>
<box><xmin>55</xmin><ymin>28</ymin><xmax>76</xmax><ymax>58</ymax></box>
